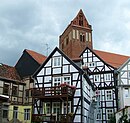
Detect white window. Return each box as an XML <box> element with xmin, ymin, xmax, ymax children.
<box><xmin>63</xmin><ymin>76</ymin><xmax>71</xmax><ymax>85</ymax></box>
<box><xmin>104</xmin><ymin>74</ymin><xmax>111</xmax><ymax>81</ymax></box>
<box><xmin>88</xmin><ymin>62</ymin><xmax>96</xmax><ymax>68</ymax></box>
<box><xmin>53</xmin><ymin>57</ymin><xmax>61</xmax><ymax>67</ymax></box>
<box><xmin>106</xmin><ymin>90</ymin><xmax>112</xmax><ymax>100</ymax></box>
<box><xmin>106</xmin><ymin>109</ymin><xmax>113</xmax><ymax>120</ymax></box>
<box><xmin>94</xmin><ymin>75</ymin><xmax>100</xmax><ymax>82</ymax></box>
<box><xmin>95</xmin><ymin>90</ymin><xmax>101</xmax><ymax>101</ymax></box>
<box><xmin>53</xmin><ymin>77</ymin><xmax>61</xmax><ymax>86</ymax></box>
<box><xmin>53</xmin><ymin>76</ymin><xmax>71</xmax><ymax>86</ymax></box>
<box><xmin>128</xmin><ymin>71</ymin><xmax>130</xmax><ymax>79</ymax></box>
<box><xmin>44</xmin><ymin>102</ymin><xmax>51</xmax><ymax>114</ymax></box>
<box><xmin>63</xmin><ymin>101</ymin><xmax>71</xmax><ymax>114</ymax></box>
<box><xmin>124</xmin><ymin>88</ymin><xmax>129</xmax><ymax>97</ymax></box>
<box><xmin>97</xmin><ymin>109</ymin><xmax>102</xmax><ymax>120</ymax></box>
<box><xmin>24</xmin><ymin>109</ymin><xmax>30</xmax><ymax>120</ymax></box>
<box><xmin>52</xmin><ymin>102</ymin><xmax>60</xmax><ymax>114</ymax></box>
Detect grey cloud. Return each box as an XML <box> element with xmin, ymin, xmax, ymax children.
<box><xmin>1</xmin><ymin>0</ymin><xmax>130</xmax><ymax>66</ymax></box>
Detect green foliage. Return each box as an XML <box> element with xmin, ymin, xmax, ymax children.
<box><xmin>108</xmin><ymin>115</ymin><xmax>116</xmax><ymax>123</ymax></box>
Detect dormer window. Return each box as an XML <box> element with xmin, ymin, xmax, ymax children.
<box><xmin>53</xmin><ymin>57</ymin><xmax>61</xmax><ymax>67</ymax></box>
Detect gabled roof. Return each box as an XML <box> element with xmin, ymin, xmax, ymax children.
<box><xmin>118</xmin><ymin>58</ymin><xmax>130</xmax><ymax>71</ymax></box>
<box><xmin>71</xmin><ymin>9</ymin><xmax>90</xmax><ymax>27</ymax></box>
<box><xmin>25</xmin><ymin>49</ymin><xmax>47</xmax><ymax>65</ymax></box>
<box><xmin>94</xmin><ymin>50</ymin><xmax>130</xmax><ymax>69</ymax></box>
<box><xmin>0</xmin><ymin>63</ymin><xmax>21</xmax><ymax>81</ymax></box>
<box><xmin>79</xmin><ymin>46</ymin><xmax>130</xmax><ymax>69</ymax></box>
<box><xmin>33</xmin><ymin>47</ymin><xmax>95</xmax><ymax>90</ymax></box>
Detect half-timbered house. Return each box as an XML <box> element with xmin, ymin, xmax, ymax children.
<box><xmin>32</xmin><ymin>47</ymin><xmax>95</xmax><ymax>123</ymax></box>
<box><xmin>59</xmin><ymin>9</ymin><xmax>126</xmax><ymax>123</ymax></box>
<box><xmin>80</xmin><ymin>47</ymin><xmax>118</xmax><ymax>123</ymax></box>
<box><xmin>117</xmin><ymin>58</ymin><xmax>130</xmax><ymax>109</ymax></box>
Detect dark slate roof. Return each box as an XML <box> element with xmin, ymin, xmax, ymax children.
<box><xmin>25</xmin><ymin>49</ymin><xmax>47</xmax><ymax>65</ymax></box>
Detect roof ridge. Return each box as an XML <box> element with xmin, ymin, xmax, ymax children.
<box><xmin>94</xmin><ymin>49</ymin><xmax>130</xmax><ymax>57</ymax></box>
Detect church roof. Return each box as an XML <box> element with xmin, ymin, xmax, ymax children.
<box><xmin>94</xmin><ymin>50</ymin><xmax>130</xmax><ymax>68</ymax></box>
<box><xmin>25</xmin><ymin>49</ymin><xmax>47</xmax><ymax>65</ymax></box>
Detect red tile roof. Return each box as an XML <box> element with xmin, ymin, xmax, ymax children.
<box><xmin>25</xmin><ymin>49</ymin><xmax>47</xmax><ymax>65</ymax></box>
<box><xmin>0</xmin><ymin>63</ymin><xmax>21</xmax><ymax>81</ymax></box>
<box><xmin>94</xmin><ymin>50</ymin><xmax>130</xmax><ymax>68</ymax></box>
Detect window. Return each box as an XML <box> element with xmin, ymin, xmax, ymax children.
<box><xmin>53</xmin><ymin>77</ymin><xmax>61</xmax><ymax>86</ymax></box>
<box><xmin>106</xmin><ymin>90</ymin><xmax>112</xmax><ymax>100</ymax></box>
<box><xmin>13</xmin><ymin>106</ymin><xmax>18</xmax><ymax>119</ymax></box>
<box><xmin>80</xmin><ymin>33</ymin><xmax>85</xmax><ymax>42</ymax></box>
<box><xmin>79</xmin><ymin>15</ymin><xmax>83</xmax><ymax>26</ymax></box>
<box><xmin>95</xmin><ymin>90</ymin><xmax>101</xmax><ymax>101</ymax></box>
<box><xmin>97</xmin><ymin>109</ymin><xmax>102</xmax><ymax>120</ymax></box>
<box><xmin>88</xmin><ymin>62</ymin><xmax>96</xmax><ymax>68</ymax></box>
<box><xmin>63</xmin><ymin>76</ymin><xmax>71</xmax><ymax>85</ymax></box>
<box><xmin>94</xmin><ymin>75</ymin><xmax>100</xmax><ymax>82</ymax></box>
<box><xmin>53</xmin><ymin>76</ymin><xmax>71</xmax><ymax>86</ymax></box>
<box><xmin>104</xmin><ymin>74</ymin><xmax>111</xmax><ymax>81</ymax></box>
<box><xmin>3</xmin><ymin>105</ymin><xmax>9</xmax><ymax>118</ymax></box>
<box><xmin>53</xmin><ymin>57</ymin><xmax>61</xmax><ymax>67</ymax></box>
<box><xmin>12</xmin><ymin>86</ymin><xmax>18</xmax><ymax>96</ymax></box>
<box><xmin>124</xmin><ymin>88</ymin><xmax>129</xmax><ymax>97</ymax></box>
<box><xmin>3</xmin><ymin>84</ymin><xmax>9</xmax><ymax>95</ymax></box>
<box><xmin>52</xmin><ymin>102</ymin><xmax>60</xmax><ymax>114</ymax></box>
<box><xmin>24</xmin><ymin>109</ymin><xmax>30</xmax><ymax>120</ymax></box>
<box><xmin>26</xmin><ymin>90</ymin><xmax>29</xmax><ymax>97</ymax></box>
<box><xmin>128</xmin><ymin>71</ymin><xmax>130</xmax><ymax>79</ymax></box>
<box><xmin>63</xmin><ymin>101</ymin><xmax>71</xmax><ymax>114</ymax></box>
<box><xmin>106</xmin><ymin>109</ymin><xmax>113</xmax><ymax>120</ymax></box>
<box><xmin>45</xmin><ymin>103</ymin><xmax>51</xmax><ymax>114</ymax></box>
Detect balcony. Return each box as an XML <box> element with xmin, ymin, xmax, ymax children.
<box><xmin>32</xmin><ymin>113</ymin><xmax>73</xmax><ymax>123</ymax></box>
<box><xmin>31</xmin><ymin>83</ymin><xmax>76</xmax><ymax>100</ymax></box>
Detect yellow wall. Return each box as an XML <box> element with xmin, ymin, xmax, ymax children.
<box><xmin>8</xmin><ymin>105</ymin><xmax>32</xmax><ymax>123</ymax></box>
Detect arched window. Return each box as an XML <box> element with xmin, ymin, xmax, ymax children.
<box><xmin>80</xmin><ymin>33</ymin><xmax>85</xmax><ymax>42</ymax></box>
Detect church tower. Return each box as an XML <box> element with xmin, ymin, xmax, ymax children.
<box><xmin>59</xmin><ymin>9</ymin><xmax>93</xmax><ymax>59</ymax></box>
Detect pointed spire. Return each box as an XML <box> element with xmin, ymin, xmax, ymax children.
<box><xmin>71</xmin><ymin>9</ymin><xmax>91</xmax><ymax>28</ymax></box>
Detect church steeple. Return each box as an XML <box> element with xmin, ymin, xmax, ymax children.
<box><xmin>59</xmin><ymin>9</ymin><xmax>93</xmax><ymax>59</ymax></box>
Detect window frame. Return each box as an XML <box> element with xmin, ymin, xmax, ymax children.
<box><xmin>53</xmin><ymin>57</ymin><xmax>61</xmax><ymax>67</ymax></box>
<box><xmin>106</xmin><ymin>90</ymin><xmax>113</xmax><ymax>100</ymax></box>
<box><xmin>3</xmin><ymin>84</ymin><xmax>9</xmax><ymax>95</ymax></box>
<box><xmin>12</xmin><ymin>85</ymin><xmax>18</xmax><ymax>96</ymax></box>
<box><xmin>96</xmin><ymin>109</ymin><xmax>102</xmax><ymax>120</ymax></box>
<box><xmin>106</xmin><ymin>109</ymin><xmax>113</xmax><ymax>120</ymax></box>
<box><xmin>24</xmin><ymin>108</ymin><xmax>30</xmax><ymax>120</ymax></box>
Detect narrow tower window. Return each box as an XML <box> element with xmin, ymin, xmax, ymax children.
<box><xmin>80</xmin><ymin>33</ymin><xmax>85</xmax><ymax>42</ymax></box>
<box><xmin>79</xmin><ymin>15</ymin><xmax>83</xmax><ymax>26</ymax></box>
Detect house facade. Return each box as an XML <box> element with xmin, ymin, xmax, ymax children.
<box><xmin>32</xmin><ymin>47</ymin><xmax>95</xmax><ymax>123</ymax></box>
<box><xmin>0</xmin><ymin>49</ymin><xmax>46</xmax><ymax>123</ymax></box>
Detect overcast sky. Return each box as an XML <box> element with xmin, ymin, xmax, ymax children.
<box><xmin>1</xmin><ymin>0</ymin><xmax>130</xmax><ymax>66</ymax></box>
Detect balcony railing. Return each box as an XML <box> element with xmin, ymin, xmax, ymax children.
<box><xmin>32</xmin><ymin>113</ymin><xmax>73</xmax><ymax>123</ymax></box>
<box><xmin>31</xmin><ymin>83</ymin><xmax>76</xmax><ymax>99</ymax></box>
